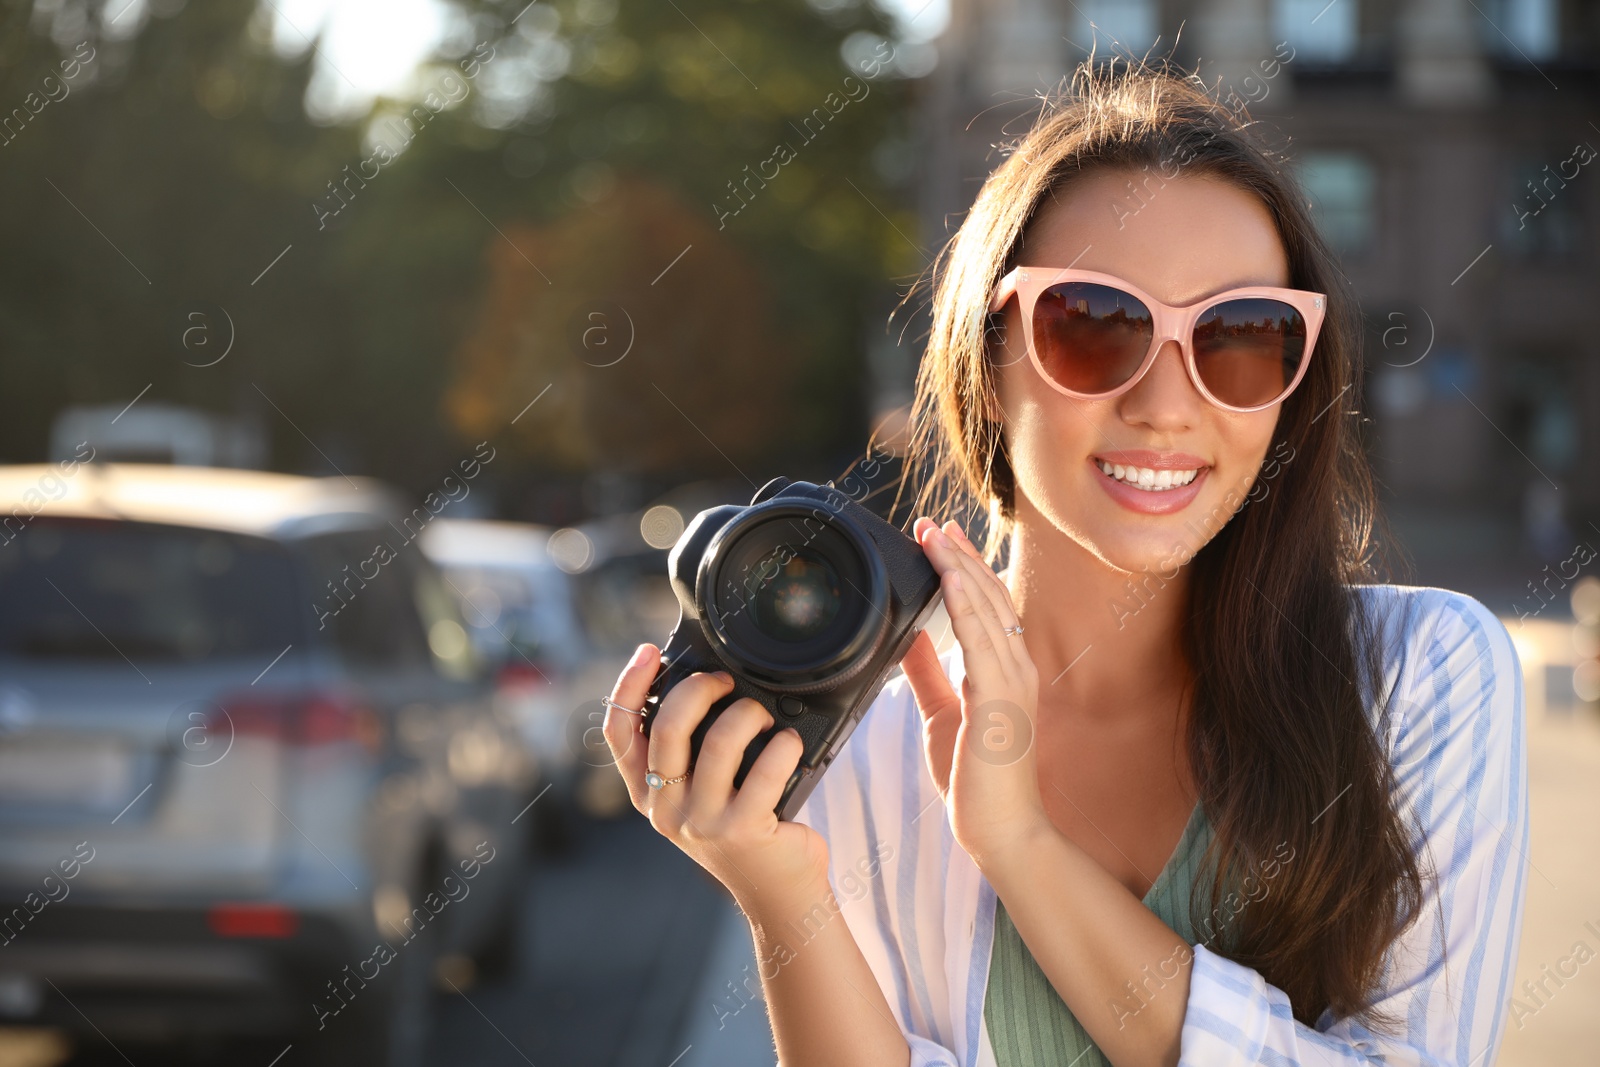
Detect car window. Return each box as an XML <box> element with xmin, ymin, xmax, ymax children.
<box><xmin>0</xmin><ymin>518</ymin><xmax>301</xmax><ymax>663</ymax></box>
<box><xmin>301</xmin><ymin>532</ymin><xmax>432</xmax><ymax>670</ymax></box>
<box><xmin>410</xmin><ymin>558</ymin><xmax>482</xmax><ymax>682</ymax></box>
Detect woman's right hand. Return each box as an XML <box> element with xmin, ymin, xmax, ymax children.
<box><xmin>601</xmin><ymin>643</ymin><xmax>833</xmax><ymax>915</ymax></box>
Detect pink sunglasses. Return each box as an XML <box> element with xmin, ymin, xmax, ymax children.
<box><xmin>989</xmin><ymin>266</ymin><xmax>1326</xmax><ymax>413</ymax></box>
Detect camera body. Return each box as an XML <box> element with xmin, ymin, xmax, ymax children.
<box><xmin>643</xmin><ymin>477</ymin><xmax>943</xmax><ymax>821</ymax></box>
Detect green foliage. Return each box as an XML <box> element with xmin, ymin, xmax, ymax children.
<box><xmin>0</xmin><ymin>0</ymin><xmax>919</xmax><ymax>508</ymax></box>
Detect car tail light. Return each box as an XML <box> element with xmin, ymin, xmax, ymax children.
<box><xmin>208</xmin><ymin>902</ymin><xmax>299</xmax><ymax>938</ymax></box>
<box><xmin>496</xmin><ymin>659</ymin><xmax>553</xmax><ymax>688</ymax></box>
<box><xmin>210</xmin><ymin>692</ymin><xmax>382</xmax><ymax>753</ymax></box>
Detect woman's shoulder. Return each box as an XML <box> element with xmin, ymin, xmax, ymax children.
<box><xmin>1349</xmin><ymin>581</ymin><xmax>1505</xmax><ymax>634</ymax></box>
<box><xmin>1347</xmin><ymin>582</ymin><xmax>1524</xmax><ymax>781</ymax></box>
<box><xmin>1348</xmin><ymin>581</ymin><xmax>1519</xmax><ymax>681</ymax></box>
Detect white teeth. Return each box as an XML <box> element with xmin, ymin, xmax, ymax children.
<box><xmin>1095</xmin><ymin>460</ymin><xmax>1201</xmax><ymax>491</ymax></box>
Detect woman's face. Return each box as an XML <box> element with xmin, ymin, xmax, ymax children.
<box><xmin>994</xmin><ymin>170</ymin><xmax>1291</xmax><ymax>576</ymax></box>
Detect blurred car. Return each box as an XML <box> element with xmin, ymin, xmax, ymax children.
<box><xmin>417</xmin><ymin>519</ymin><xmax>597</xmax><ymax>842</ymax></box>
<box><xmin>0</xmin><ymin>463</ymin><xmax>533</xmax><ymax>1066</ymax></box>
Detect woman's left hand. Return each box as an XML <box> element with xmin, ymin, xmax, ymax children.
<box><xmin>901</xmin><ymin>518</ymin><xmax>1049</xmax><ymax>868</ymax></box>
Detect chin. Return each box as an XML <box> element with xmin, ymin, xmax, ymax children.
<box><xmin>1092</xmin><ymin>531</ymin><xmax>1194</xmax><ymax>579</ymax></box>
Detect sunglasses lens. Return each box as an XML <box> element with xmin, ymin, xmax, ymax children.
<box><xmin>1192</xmin><ymin>298</ymin><xmax>1308</xmax><ymax>408</ymax></box>
<box><xmin>1031</xmin><ymin>282</ymin><xmax>1154</xmax><ymax>394</ymax></box>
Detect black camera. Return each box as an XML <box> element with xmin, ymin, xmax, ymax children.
<box><xmin>642</xmin><ymin>477</ymin><xmax>943</xmax><ymax>820</ymax></box>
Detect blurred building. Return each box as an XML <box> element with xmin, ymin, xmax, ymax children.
<box><xmin>49</xmin><ymin>403</ymin><xmax>267</xmax><ymax>469</ymax></box>
<box><xmin>910</xmin><ymin>0</ymin><xmax>1600</xmax><ymax>590</ymax></box>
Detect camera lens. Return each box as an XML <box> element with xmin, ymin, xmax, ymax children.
<box><xmin>749</xmin><ymin>548</ymin><xmax>842</xmax><ymax>643</ymax></box>
<box><xmin>699</xmin><ymin>502</ymin><xmax>890</xmax><ymax>692</ymax></box>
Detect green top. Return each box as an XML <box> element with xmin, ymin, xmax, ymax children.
<box><xmin>984</xmin><ymin>804</ymin><xmax>1217</xmax><ymax>1067</ymax></box>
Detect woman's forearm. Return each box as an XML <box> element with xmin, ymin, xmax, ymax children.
<box><xmin>981</xmin><ymin>820</ymin><xmax>1193</xmax><ymax>1067</ymax></box>
<box><xmin>742</xmin><ymin>883</ymin><xmax>912</xmax><ymax>1067</ymax></box>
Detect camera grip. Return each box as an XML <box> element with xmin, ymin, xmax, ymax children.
<box><xmin>641</xmin><ymin>653</ymin><xmax>782</xmax><ymax>794</ymax></box>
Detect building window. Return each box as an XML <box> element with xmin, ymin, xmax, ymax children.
<box><xmin>1072</xmin><ymin>0</ymin><xmax>1158</xmax><ymax>56</ymax></box>
<box><xmin>1273</xmin><ymin>0</ymin><xmax>1359</xmax><ymax>64</ymax></box>
<box><xmin>1483</xmin><ymin>0</ymin><xmax>1560</xmax><ymax>60</ymax></box>
<box><xmin>1503</xmin><ymin>152</ymin><xmax>1585</xmax><ymax>258</ymax></box>
<box><xmin>1295</xmin><ymin>151</ymin><xmax>1377</xmax><ymax>256</ymax></box>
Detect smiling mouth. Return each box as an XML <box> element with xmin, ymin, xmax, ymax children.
<box><xmin>1094</xmin><ymin>459</ymin><xmax>1204</xmax><ymax>492</ymax></box>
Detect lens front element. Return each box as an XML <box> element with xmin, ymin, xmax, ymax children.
<box><xmin>749</xmin><ymin>549</ymin><xmax>843</xmax><ymax>643</ymax></box>
<box><xmin>701</xmin><ymin>502</ymin><xmax>890</xmax><ymax>693</ymax></box>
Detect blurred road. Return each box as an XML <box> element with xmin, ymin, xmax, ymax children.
<box><xmin>424</xmin><ymin>814</ymin><xmax>740</xmax><ymax>1067</ymax></box>
<box><xmin>1497</xmin><ymin>665</ymin><xmax>1600</xmax><ymax>1064</ymax></box>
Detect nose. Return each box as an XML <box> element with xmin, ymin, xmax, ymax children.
<box><xmin>1116</xmin><ymin>338</ymin><xmax>1204</xmax><ymax>431</ymax></box>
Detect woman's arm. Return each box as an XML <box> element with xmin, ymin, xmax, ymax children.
<box><xmin>743</xmin><ymin>881</ymin><xmax>914</xmax><ymax>1067</ymax></box>
<box><xmin>600</xmin><ymin>643</ymin><xmax>921</xmax><ymax>1067</ymax></box>
<box><xmin>980</xmin><ymin>823</ymin><xmax>1195</xmax><ymax>1066</ymax></box>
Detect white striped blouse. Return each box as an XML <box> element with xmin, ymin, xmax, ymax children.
<box><xmin>792</xmin><ymin>584</ymin><xmax>1529</xmax><ymax>1066</ymax></box>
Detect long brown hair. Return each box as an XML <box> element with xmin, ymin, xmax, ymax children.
<box><xmin>891</xmin><ymin>56</ymin><xmax>1424</xmax><ymax>1027</ymax></box>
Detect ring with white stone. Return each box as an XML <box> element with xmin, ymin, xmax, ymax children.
<box><xmin>1002</xmin><ymin>625</ymin><xmax>1024</xmax><ymax>637</ymax></box>
<box><xmin>645</xmin><ymin>769</ymin><xmax>689</xmax><ymax>789</ymax></box>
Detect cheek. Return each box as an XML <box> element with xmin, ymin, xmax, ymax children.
<box><xmin>1220</xmin><ymin>412</ymin><xmax>1282</xmax><ymax>487</ymax></box>
<box><xmin>1000</xmin><ymin>372</ymin><xmax>1103</xmax><ymax>489</ymax></box>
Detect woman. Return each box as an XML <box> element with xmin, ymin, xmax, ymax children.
<box><xmin>602</xmin><ymin>60</ymin><xmax>1526</xmax><ymax>1067</ymax></box>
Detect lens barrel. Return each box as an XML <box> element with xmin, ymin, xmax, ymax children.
<box><xmin>696</xmin><ymin>500</ymin><xmax>890</xmax><ymax>693</ymax></box>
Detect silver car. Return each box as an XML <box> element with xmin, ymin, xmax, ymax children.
<box><xmin>0</xmin><ymin>463</ymin><xmax>534</xmax><ymax>1066</ymax></box>
<box><xmin>418</xmin><ymin>518</ymin><xmax>621</xmax><ymax>844</ymax></box>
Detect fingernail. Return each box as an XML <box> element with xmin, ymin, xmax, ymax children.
<box><xmin>629</xmin><ymin>644</ymin><xmax>653</xmax><ymax>668</ymax></box>
<box><xmin>933</xmin><ymin>529</ymin><xmax>952</xmax><ymax>548</ymax></box>
<box><xmin>716</xmin><ymin>671</ymin><xmax>734</xmax><ymax>684</ymax></box>
<box><xmin>948</xmin><ymin>571</ymin><xmax>962</xmax><ymax>591</ymax></box>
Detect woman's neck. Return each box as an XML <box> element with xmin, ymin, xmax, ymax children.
<box><xmin>1002</xmin><ymin>497</ymin><xmax>1193</xmax><ymax>725</ymax></box>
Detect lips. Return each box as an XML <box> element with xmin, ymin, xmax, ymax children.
<box><xmin>1088</xmin><ymin>452</ymin><xmax>1211</xmax><ymax>515</ymax></box>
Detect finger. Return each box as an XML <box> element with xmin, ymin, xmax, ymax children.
<box><xmin>687</xmin><ymin>697</ymin><xmax>774</xmax><ymax>822</ymax></box>
<box><xmin>728</xmin><ymin>726</ymin><xmax>807</xmax><ymax>823</ymax></box>
<box><xmin>647</xmin><ymin>670</ymin><xmax>734</xmax><ymax>804</ymax></box>
<box><xmin>921</xmin><ymin>518</ymin><xmax>1004</xmax><ymax>620</ymax></box>
<box><xmin>938</xmin><ymin>567</ymin><xmax>1010</xmax><ymax>694</ymax></box>
<box><xmin>901</xmin><ymin>630</ymin><xmax>956</xmax><ymax>796</ymax></box>
<box><xmin>937</xmin><ymin>521</ymin><xmax>1020</xmax><ymax>636</ymax></box>
<box><xmin>901</xmin><ymin>629</ymin><xmax>960</xmax><ymax>723</ymax></box>
<box><xmin>942</xmin><ymin>521</ymin><xmax>1021</xmax><ymax>629</ymax></box>
<box><xmin>935</xmin><ymin>525</ymin><xmax>1037</xmax><ymax>695</ymax></box>
<box><xmin>602</xmin><ymin>643</ymin><xmax>660</xmax><ymax>811</ymax></box>
<box><xmin>920</xmin><ymin>528</ymin><xmax>1016</xmax><ymax>676</ymax></box>
<box><xmin>938</xmin><ymin>518</ymin><xmax>989</xmax><ymax>568</ymax></box>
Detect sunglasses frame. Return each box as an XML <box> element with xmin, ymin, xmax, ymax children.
<box><xmin>988</xmin><ymin>266</ymin><xmax>1327</xmax><ymax>413</ymax></box>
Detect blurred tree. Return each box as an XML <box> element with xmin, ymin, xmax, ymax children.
<box><xmin>0</xmin><ymin>0</ymin><xmax>920</xmax><ymax>514</ymax></box>
<box><xmin>443</xmin><ymin>174</ymin><xmax>795</xmax><ymax>477</ymax></box>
